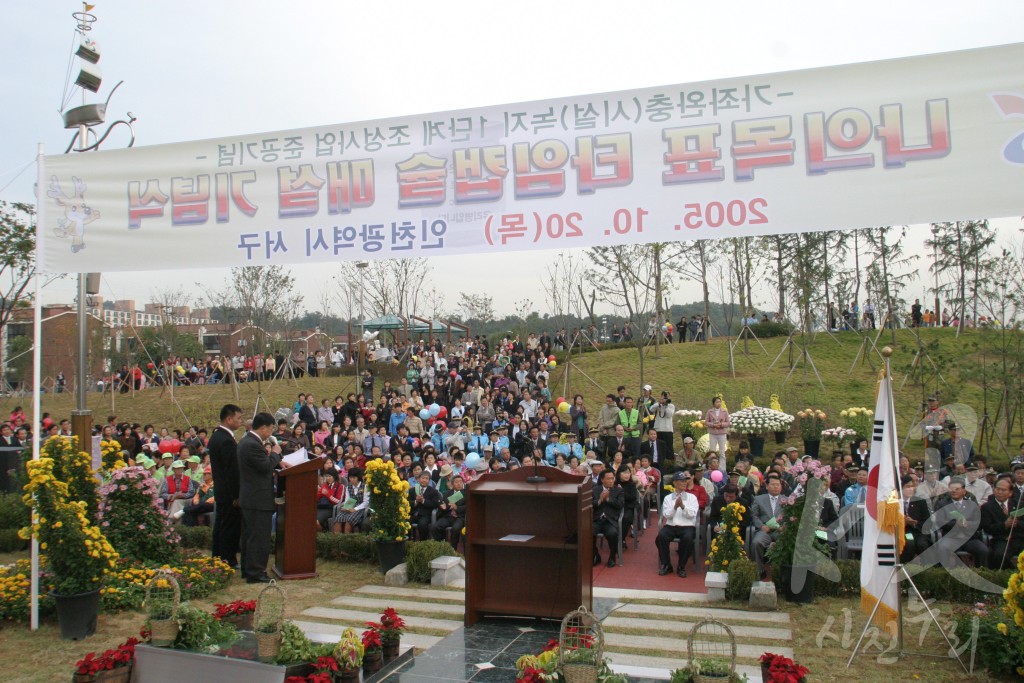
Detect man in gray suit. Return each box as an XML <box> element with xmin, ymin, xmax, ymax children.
<box><xmin>750</xmin><ymin>475</ymin><xmax>785</xmax><ymax>580</ymax></box>
<box><xmin>239</xmin><ymin>412</ymin><xmax>290</xmax><ymax>583</ymax></box>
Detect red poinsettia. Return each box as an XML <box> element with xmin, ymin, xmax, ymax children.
<box><xmin>759</xmin><ymin>652</ymin><xmax>809</xmax><ymax>683</ymax></box>
<box><xmin>515</xmin><ymin>665</ymin><xmax>547</xmax><ymax>683</ymax></box>
<box><xmin>213</xmin><ymin>599</ymin><xmax>256</xmax><ymax>619</ymax></box>
<box><xmin>314</xmin><ymin>656</ymin><xmax>339</xmax><ymax>673</ymax></box>
<box><xmin>74</xmin><ymin>637</ymin><xmax>140</xmax><ymax>675</ymax></box>
<box><xmin>379</xmin><ymin>607</ymin><xmax>406</xmax><ymax>641</ymax></box>
<box><xmin>362</xmin><ymin>622</ymin><xmax>383</xmax><ymax>652</ymax></box>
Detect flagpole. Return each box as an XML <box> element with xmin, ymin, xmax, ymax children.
<box><xmin>883</xmin><ymin>349</ymin><xmax>904</xmax><ymax>653</ymax></box>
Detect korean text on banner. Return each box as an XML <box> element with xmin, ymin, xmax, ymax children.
<box><xmin>37</xmin><ymin>43</ymin><xmax>1024</xmax><ymax>274</ymax></box>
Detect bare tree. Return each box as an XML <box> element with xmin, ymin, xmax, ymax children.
<box><xmin>671</xmin><ymin>240</ymin><xmax>716</xmax><ymax>343</ymax></box>
<box><xmin>865</xmin><ymin>226</ymin><xmax>917</xmax><ymax>343</ymax></box>
<box><xmin>927</xmin><ymin>220</ymin><xmax>996</xmax><ymax>328</ymax></box>
<box><xmin>456</xmin><ymin>293</ymin><xmax>495</xmax><ymax>324</ymax></box>
<box><xmin>543</xmin><ymin>252</ymin><xmax>590</xmax><ymax>330</ymax></box>
<box><xmin>205</xmin><ymin>266</ymin><xmax>303</xmax><ymax>352</ymax></box>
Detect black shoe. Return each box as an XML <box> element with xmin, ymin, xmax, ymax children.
<box><xmin>246</xmin><ymin>574</ymin><xmax>272</xmax><ymax>584</ymax></box>
<box><xmin>658</xmin><ymin>565</ymin><xmax>671</xmax><ymax>576</ymax></box>
<box><xmin>677</xmin><ymin>568</ymin><xmax>687</xmax><ymax>578</ymax></box>
<box><xmin>593</xmin><ymin>555</ymin><xmax>601</xmax><ymax>567</ymax></box>
<box><xmin>606</xmin><ymin>558</ymin><xmax>617</xmax><ymax>568</ymax></box>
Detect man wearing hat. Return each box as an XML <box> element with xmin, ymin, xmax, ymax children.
<box><xmin>160</xmin><ymin>460</ymin><xmax>197</xmax><ymax>518</ymax></box>
<box><xmin>654</xmin><ymin>390</ymin><xmax>676</xmax><ymax>454</ymax></box>
<box><xmin>186</xmin><ymin>453</ymin><xmax>204</xmax><ymax>484</ymax></box>
<box><xmin>842</xmin><ymin>467</ymin><xmax>869</xmax><ymax>508</ymax></box>
<box><xmin>965</xmin><ymin>463</ymin><xmax>992</xmax><ymax>505</ymax></box>
<box><xmin>656</xmin><ymin>471</ymin><xmax>700</xmax><ymax>577</ymax></box>
<box><xmin>585</xmin><ymin>427</ymin><xmax>604</xmax><ymax>455</ymax></box>
<box><xmin>156</xmin><ymin>452</ymin><xmax>175</xmax><ymax>480</ymax></box>
<box><xmin>468</xmin><ymin>425</ymin><xmax>488</xmax><ymax>454</ymax></box>
<box><xmin>177</xmin><ymin>466</ymin><xmax>216</xmax><ymax>526</ymax></box>
<box><xmin>940</xmin><ymin>423</ymin><xmax>975</xmax><ymax>467</ymax></box>
<box><xmin>915</xmin><ymin>461</ymin><xmax>948</xmax><ymax>503</ymax></box>
<box><xmin>922</xmin><ymin>396</ymin><xmax>951</xmax><ymax>440</ymax></box>
<box><xmin>678</xmin><ymin>437</ymin><xmax>698</xmax><ymax>466</ymax></box>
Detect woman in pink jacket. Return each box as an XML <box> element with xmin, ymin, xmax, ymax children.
<box><xmin>705</xmin><ymin>396</ymin><xmax>730</xmax><ymax>473</ymax></box>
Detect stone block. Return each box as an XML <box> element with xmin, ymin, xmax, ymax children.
<box><xmin>430</xmin><ymin>555</ymin><xmax>465</xmax><ymax>587</ymax></box>
<box><xmin>384</xmin><ymin>562</ymin><xmax>408</xmax><ymax>586</ymax></box>
<box><xmin>704</xmin><ymin>571</ymin><xmax>728</xmax><ymax>602</ymax></box>
<box><xmin>749</xmin><ymin>580</ymin><xmax>777</xmax><ymax>611</ymax></box>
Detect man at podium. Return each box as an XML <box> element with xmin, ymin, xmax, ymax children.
<box><xmin>239</xmin><ymin>412</ymin><xmax>290</xmax><ymax>583</ymax></box>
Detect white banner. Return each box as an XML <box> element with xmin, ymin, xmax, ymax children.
<box><xmin>38</xmin><ymin>43</ymin><xmax>1024</xmax><ymax>274</ymax></box>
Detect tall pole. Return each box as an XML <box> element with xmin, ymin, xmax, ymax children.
<box><xmin>931</xmin><ymin>226</ymin><xmax>941</xmax><ymax>326</ymax></box>
<box><xmin>70</xmin><ymin>100</ymin><xmax>92</xmax><ymax>448</ymax></box>
<box><xmin>356</xmin><ymin>261</ymin><xmax>368</xmax><ymax>390</ymax></box>
<box><xmin>30</xmin><ymin>143</ymin><xmax>45</xmax><ymax>631</ymax></box>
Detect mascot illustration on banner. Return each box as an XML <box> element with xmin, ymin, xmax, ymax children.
<box><xmin>47</xmin><ymin>175</ymin><xmax>101</xmax><ymax>253</ymax></box>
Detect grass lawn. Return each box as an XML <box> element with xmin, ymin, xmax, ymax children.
<box><xmin>0</xmin><ymin>549</ymin><xmax>382</xmax><ymax>683</ymax></box>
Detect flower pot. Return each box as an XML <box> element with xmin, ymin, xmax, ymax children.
<box><xmin>561</xmin><ymin>662</ymin><xmax>599</xmax><ymax>683</ymax></box>
<box><xmin>382</xmin><ymin>637</ymin><xmax>400</xmax><ymax>660</ymax></box>
<box><xmin>336</xmin><ymin>666</ymin><xmax>360</xmax><ymax>682</ymax></box>
<box><xmin>149</xmin><ymin>616</ymin><xmax>179</xmax><ymax>647</ymax></box>
<box><xmin>95</xmin><ymin>666</ymin><xmax>132</xmax><ymax>683</ymax></box>
<box><xmin>363</xmin><ymin>650</ymin><xmax>383</xmax><ymax>675</ymax></box>
<box><xmin>72</xmin><ymin>674</ymin><xmax>97</xmax><ymax>683</ymax></box>
<box><xmin>777</xmin><ymin>564</ymin><xmax>816</xmax><ymax>603</ymax></box>
<box><xmin>802</xmin><ymin>440</ymin><xmax>821</xmax><ymax>458</ymax></box>
<box><xmin>748</xmin><ymin>436</ymin><xmax>765</xmax><ymax>457</ymax></box>
<box><xmin>773</xmin><ymin>431</ymin><xmax>787</xmax><ymax>444</ymax></box>
<box><xmin>256</xmin><ymin>628</ymin><xmax>281</xmax><ymax>662</ymax></box>
<box><xmin>52</xmin><ymin>589</ymin><xmax>100</xmax><ymax>641</ymax></box>
<box><xmin>377</xmin><ymin>539</ymin><xmax>407</xmax><ymax>574</ymax></box>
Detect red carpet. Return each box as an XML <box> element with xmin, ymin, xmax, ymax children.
<box><xmin>593</xmin><ymin>509</ymin><xmax>708</xmax><ymax>594</ymax></box>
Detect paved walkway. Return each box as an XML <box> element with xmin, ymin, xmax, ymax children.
<box><xmin>296</xmin><ymin>584</ymin><xmax>792</xmax><ymax>681</ymax></box>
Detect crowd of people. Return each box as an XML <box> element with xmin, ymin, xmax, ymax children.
<box><xmin>9</xmin><ymin>331</ymin><xmax>1024</xmax><ymax>585</ymax></box>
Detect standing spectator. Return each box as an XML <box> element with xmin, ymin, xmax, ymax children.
<box><xmin>705</xmin><ymin>396</ymin><xmax>730</xmax><ymax>472</ymax></box>
<box><xmin>911</xmin><ymin>299</ymin><xmax>923</xmax><ymax>327</ymax></box>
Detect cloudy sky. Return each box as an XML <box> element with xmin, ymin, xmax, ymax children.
<box><xmin>2</xmin><ymin>1</ymin><xmax>1022</xmax><ymax>317</ymax></box>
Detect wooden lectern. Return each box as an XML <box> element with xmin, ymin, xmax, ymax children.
<box><xmin>273</xmin><ymin>457</ymin><xmax>321</xmax><ymax>580</ymax></box>
<box><xmin>464</xmin><ymin>466</ymin><xmax>592</xmax><ymax>626</ymax></box>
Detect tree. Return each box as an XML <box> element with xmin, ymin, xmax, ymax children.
<box><xmin>542</xmin><ymin>252</ymin><xmax>591</xmax><ymax>330</ymax></box>
<box><xmin>864</xmin><ymin>226</ymin><xmax>918</xmax><ymax>343</ymax></box>
<box><xmin>0</xmin><ymin>202</ymin><xmax>58</xmax><ymax>371</ymax></box>
<box><xmin>457</xmin><ymin>293</ymin><xmax>495</xmax><ymax>324</ymax></box>
<box><xmin>927</xmin><ymin>220</ymin><xmax>996</xmax><ymax>329</ymax></box>
<box><xmin>204</xmin><ymin>266</ymin><xmax>303</xmax><ymax>352</ymax></box>
<box><xmin>336</xmin><ymin>258</ymin><xmax>431</xmax><ymax>319</ymax></box>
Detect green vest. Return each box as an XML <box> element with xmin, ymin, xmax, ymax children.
<box><xmin>619</xmin><ymin>409</ymin><xmax>640</xmax><ymax>437</ymax></box>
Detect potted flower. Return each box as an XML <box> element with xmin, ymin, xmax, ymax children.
<box><xmin>691</xmin><ymin>657</ymin><xmax>731</xmax><ymax>681</ymax></box>
<box><xmin>729</xmin><ymin>407</ymin><xmax>794</xmax><ymax>457</ymax></box>
<box><xmin>365</xmin><ymin>459</ymin><xmax>412</xmax><ymax>572</ymax></box>
<box><xmin>765</xmin><ymin>459</ymin><xmax>832</xmax><ymax>602</ymax></box>
<box><xmin>795</xmin><ymin>408</ymin><xmax>827</xmax><ymax>458</ymax></box>
<box><xmin>759</xmin><ymin>652</ymin><xmax>808</xmax><ymax>682</ymax></box>
<box><xmin>20</xmin><ymin>456</ymin><xmax>119</xmax><ymax>640</ymax></box>
<box><xmin>213</xmin><ymin>599</ymin><xmax>257</xmax><ymax>631</ymax></box>
<box><xmin>333</xmin><ymin>628</ymin><xmax>364</xmax><ymax>681</ymax></box>
<box><xmin>769</xmin><ymin>394</ymin><xmax>788</xmax><ymax>443</ymax></box>
<box><xmin>704</xmin><ymin>501</ymin><xmax>747</xmax><ymax>600</ymax></box>
<box><xmin>675</xmin><ymin>409</ymin><xmax>704</xmax><ymax>439</ymax></box>
<box><xmin>379</xmin><ymin>606</ymin><xmax>406</xmax><ymax>659</ymax></box>
<box><xmin>840</xmin><ymin>407</ymin><xmax>874</xmax><ymax>454</ymax></box>
<box><xmin>821</xmin><ymin>426</ymin><xmax>857</xmax><ymax>447</ymax></box>
<box><xmin>72</xmin><ymin>637</ymin><xmax>139</xmax><ymax>683</ymax></box>
<box><xmin>361</xmin><ymin>622</ymin><xmax>384</xmax><ymax>674</ymax></box>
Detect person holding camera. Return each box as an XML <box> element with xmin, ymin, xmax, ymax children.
<box><xmin>654</xmin><ymin>391</ymin><xmax>675</xmax><ymax>454</ymax></box>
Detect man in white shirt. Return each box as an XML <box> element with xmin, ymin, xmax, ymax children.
<box><xmin>656</xmin><ymin>471</ymin><xmax>699</xmax><ymax>577</ymax></box>
<box><xmin>519</xmin><ymin>390</ymin><xmax>538</xmax><ymax>420</ymax></box>
<box><xmin>965</xmin><ymin>464</ymin><xmax>993</xmax><ymax>505</ymax></box>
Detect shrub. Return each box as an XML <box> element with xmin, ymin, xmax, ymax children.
<box><xmin>316</xmin><ymin>532</ymin><xmax>378</xmax><ymax>564</ymax></box>
<box><xmin>406</xmin><ymin>540</ymin><xmax>460</xmax><ymax>583</ymax></box>
<box><xmin>176</xmin><ymin>525</ymin><xmax>213</xmax><ymax>550</ymax></box>
<box><xmin>0</xmin><ymin>493</ymin><xmax>27</xmax><ymax>530</ymax></box>
<box><xmin>0</xmin><ymin>528</ymin><xmax>27</xmax><ymax>553</ymax></box>
<box><xmin>725</xmin><ymin>557</ymin><xmax>757</xmax><ymax>601</ymax></box>
<box><xmin>750</xmin><ymin>321</ymin><xmax>795</xmax><ymax>338</ymax></box>
<box><xmin>97</xmin><ymin>466</ymin><xmax>179</xmax><ymax>564</ymax></box>
<box><xmin>953</xmin><ymin>600</ymin><xmax>1024</xmax><ymax>677</ymax></box>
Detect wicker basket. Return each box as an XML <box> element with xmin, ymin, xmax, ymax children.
<box><xmin>144</xmin><ymin>570</ymin><xmax>180</xmax><ymax>647</ymax></box>
<box><xmin>254</xmin><ymin>580</ymin><xmax>286</xmax><ymax>663</ymax></box>
<box><xmin>687</xmin><ymin>618</ymin><xmax>736</xmax><ymax>683</ymax></box>
<box><xmin>558</xmin><ymin>606</ymin><xmax>604</xmax><ymax>683</ymax></box>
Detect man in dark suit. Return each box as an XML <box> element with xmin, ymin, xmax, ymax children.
<box><xmin>0</xmin><ymin>424</ymin><xmax>20</xmax><ymax>448</ymax></box>
<box><xmin>932</xmin><ymin>477</ymin><xmax>989</xmax><ymax>569</ymax></box>
<box><xmin>603</xmin><ymin>424</ymin><xmax>627</xmax><ymax>462</ymax></box>
<box><xmin>409</xmin><ymin>470</ymin><xmax>441</xmax><ymax>541</ymax></box>
<box><xmin>709</xmin><ymin>484</ymin><xmax>747</xmax><ymax>534</ymax></box>
<box><xmin>639</xmin><ymin>428</ymin><xmax>668</xmax><ymax>473</ymax></box>
<box><xmin>982</xmin><ymin>477</ymin><xmax>1024</xmax><ymax>569</ymax></box>
<box><xmin>584</xmin><ymin>427</ymin><xmax>604</xmax><ymax>456</ymax></box>
<box><xmin>208</xmin><ymin>404</ymin><xmax>243</xmax><ymax>568</ymax></box>
<box><xmin>238</xmin><ymin>411</ymin><xmax>289</xmax><ymax>583</ymax></box>
<box><xmin>750</xmin><ymin>475</ymin><xmax>785</xmax><ymax>579</ymax></box>
<box><xmin>593</xmin><ymin>469</ymin><xmax>624</xmax><ymax>568</ymax></box>
<box><xmin>901</xmin><ymin>476</ymin><xmax>932</xmax><ymax>562</ymax></box>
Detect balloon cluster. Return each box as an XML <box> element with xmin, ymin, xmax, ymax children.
<box><xmin>662</xmin><ymin>323</ymin><xmax>674</xmax><ymax>334</ymax></box>
<box><xmin>547</xmin><ymin>354</ymin><xmax>557</xmax><ymax>369</ymax></box>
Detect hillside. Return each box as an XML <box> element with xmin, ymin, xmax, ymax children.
<box><xmin>5</xmin><ymin>327</ymin><xmax>1018</xmax><ymax>466</ymax></box>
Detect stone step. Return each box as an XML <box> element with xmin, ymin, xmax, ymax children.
<box><xmin>328</xmin><ymin>595</ymin><xmax>464</xmax><ymax>616</ymax></box>
<box><xmin>603</xmin><ymin>615</ymin><xmax>791</xmax><ymax>641</ymax></box>
<box><xmin>595</xmin><ymin>587</ymin><xmax>709</xmax><ymax>602</ymax></box>
<box><xmin>613</xmin><ymin>602</ymin><xmax>790</xmax><ymax>625</ymax></box>
<box><xmin>604</xmin><ymin>652</ymin><xmax>763</xmax><ymax>682</ymax></box>
<box><xmin>301</xmin><ymin>606</ymin><xmax>461</xmax><ymax>633</ymax></box>
<box><xmin>354</xmin><ymin>585</ymin><xmax>465</xmax><ymax>602</ymax></box>
<box><xmin>295</xmin><ymin>620</ymin><xmax>442</xmax><ymax>650</ymax></box>
<box><xmin>604</xmin><ymin>631</ymin><xmax>793</xmax><ymax>661</ymax></box>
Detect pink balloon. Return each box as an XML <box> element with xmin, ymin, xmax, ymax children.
<box><xmin>710</xmin><ymin>470</ymin><xmax>724</xmax><ymax>483</ymax></box>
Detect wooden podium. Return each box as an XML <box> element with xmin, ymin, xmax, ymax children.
<box><xmin>273</xmin><ymin>457</ymin><xmax>321</xmax><ymax>580</ymax></box>
<box><xmin>464</xmin><ymin>466</ymin><xmax>592</xmax><ymax>626</ymax></box>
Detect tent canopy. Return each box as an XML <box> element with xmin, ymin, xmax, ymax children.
<box><xmin>361</xmin><ymin>314</ymin><xmax>408</xmax><ymax>331</ymax></box>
